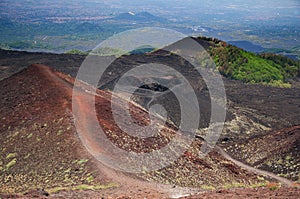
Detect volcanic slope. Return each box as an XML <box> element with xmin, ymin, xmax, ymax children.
<box><xmin>0</xmin><ymin>64</ymin><xmax>185</xmax><ymax>199</ymax></box>
<box><xmin>0</xmin><ymin>64</ymin><xmax>115</xmax><ymax>194</ymax></box>
<box><xmin>222</xmin><ymin>126</ymin><xmax>300</xmax><ymax>181</ymax></box>
<box><xmin>0</xmin><ymin>64</ymin><xmax>299</xmax><ymax>199</ymax></box>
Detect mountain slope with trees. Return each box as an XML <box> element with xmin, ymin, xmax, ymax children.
<box><xmin>196</xmin><ymin>37</ymin><xmax>299</xmax><ymax>87</ymax></box>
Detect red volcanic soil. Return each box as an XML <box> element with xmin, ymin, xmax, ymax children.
<box><xmin>0</xmin><ymin>64</ymin><xmax>299</xmax><ymax>199</ymax></box>
<box><xmin>0</xmin><ymin>64</ymin><xmax>173</xmax><ymax>198</ymax></box>
<box><xmin>0</xmin><ymin>64</ymin><xmax>109</xmax><ymax>191</ymax></box>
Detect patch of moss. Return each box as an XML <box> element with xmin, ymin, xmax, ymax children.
<box><xmin>64</xmin><ymin>49</ymin><xmax>88</xmax><ymax>55</ymax></box>
<box><xmin>250</xmin><ymin>182</ymin><xmax>267</xmax><ymax>188</ymax></box>
<box><xmin>57</xmin><ymin>130</ymin><xmax>64</xmax><ymax>135</ymax></box>
<box><xmin>27</xmin><ymin>133</ymin><xmax>33</xmax><ymax>139</ymax></box>
<box><xmin>257</xmin><ymin>176</ymin><xmax>265</xmax><ymax>181</ymax></box>
<box><xmin>201</xmin><ymin>185</ymin><xmax>215</xmax><ymax>190</ymax></box>
<box><xmin>6</xmin><ymin>158</ymin><xmax>17</xmax><ymax>170</ymax></box>
<box><xmin>6</xmin><ymin>153</ymin><xmax>17</xmax><ymax>159</ymax></box>
<box><xmin>86</xmin><ymin>175</ymin><xmax>94</xmax><ymax>183</ymax></box>
<box><xmin>76</xmin><ymin>159</ymin><xmax>89</xmax><ymax>165</ymax></box>
<box><xmin>223</xmin><ymin>182</ymin><xmax>247</xmax><ymax>189</ymax></box>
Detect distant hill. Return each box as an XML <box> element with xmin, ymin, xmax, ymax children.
<box><xmin>129</xmin><ymin>45</ymin><xmax>156</xmax><ymax>54</ymax></box>
<box><xmin>228</xmin><ymin>41</ymin><xmax>300</xmax><ymax>61</ymax></box>
<box><xmin>114</xmin><ymin>12</ymin><xmax>166</xmax><ymax>22</ymax></box>
<box><xmin>262</xmin><ymin>46</ymin><xmax>300</xmax><ymax>61</ymax></box>
<box><xmin>228</xmin><ymin>40</ymin><xmax>265</xmax><ymax>53</ymax></box>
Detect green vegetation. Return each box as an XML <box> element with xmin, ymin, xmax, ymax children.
<box><xmin>129</xmin><ymin>45</ymin><xmax>156</xmax><ymax>54</ymax></box>
<box><xmin>201</xmin><ymin>185</ymin><xmax>216</xmax><ymax>190</ymax></box>
<box><xmin>47</xmin><ymin>183</ymin><xmax>118</xmax><ymax>194</ymax></box>
<box><xmin>262</xmin><ymin>80</ymin><xmax>291</xmax><ymax>88</ymax></box>
<box><xmin>6</xmin><ymin>158</ymin><xmax>17</xmax><ymax>170</ymax></box>
<box><xmin>65</xmin><ymin>46</ymin><xmax>143</xmax><ymax>56</ymax></box>
<box><xmin>76</xmin><ymin>159</ymin><xmax>89</xmax><ymax>165</ymax></box>
<box><xmin>0</xmin><ymin>120</ymin><xmax>111</xmax><ymax>194</ymax></box>
<box><xmin>203</xmin><ymin>37</ymin><xmax>300</xmax><ymax>87</ymax></box>
<box><xmin>86</xmin><ymin>175</ymin><xmax>94</xmax><ymax>183</ymax></box>
<box><xmin>90</xmin><ymin>46</ymin><xmax>128</xmax><ymax>57</ymax></box>
<box><xmin>263</xmin><ymin>46</ymin><xmax>300</xmax><ymax>60</ymax></box>
<box><xmin>223</xmin><ymin>182</ymin><xmax>247</xmax><ymax>189</ymax></box>
<box><xmin>250</xmin><ymin>182</ymin><xmax>267</xmax><ymax>188</ymax></box>
<box><xmin>6</xmin><ymin>153</ymin><xmax>17</xmax><ymax>159</ymax></box>
<box><xmin>27</xmin><ymin>133</ymin><xmax>33</xmax><ymax>139</ymax></box>
<box><xmin>222</xmin><ymin>182</ymin><xmax>267</xmax><ymax>189</ymax></box>
<box><xmin>64</xmin><ymin>49</ymin><xmax>88</xmax><ymax>55</ymax></box>
<box><xmin>8</xmin><ymin>41</ymin><xmax>53</xmax><ymax>50</ymax></box>
<box><xmin>259</xmin><ymin>53</ymin><xmax>300</xmax><ymax>78</ymax></box>
<box><xmin>57</xmin><ymin>129</ymin><xmax>64</xmax><ymax>135</ymax></box>
<box><xmin>0</xmin><ymin>19</ymin><xmax>127</xmax><ymax>51</ymax></box>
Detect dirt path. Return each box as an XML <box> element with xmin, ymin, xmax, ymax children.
<box><xmin>214</xmin><ymin>146</ymin><xmax>294</xmax><ymax>186</ymax></box>
<box><xmin>71</xmin><ymin>83</ymin><xmax>200</xmax><ymax>198</ymax></box>
<box><xmin>31</xmin><ymin>64</ymin><xmax>199</xmax><ymax>198</ymax></box>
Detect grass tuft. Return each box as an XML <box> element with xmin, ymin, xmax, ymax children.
<box><xmin>6</xmin><ymin>153</ymin><xmax>17</xmax><ymax>159</ymax></box>
<box><xmin>6</xmin><ymin>158</ymin><xmax>17</xmax><ymax>170</ymax></box>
